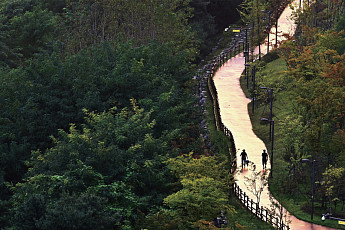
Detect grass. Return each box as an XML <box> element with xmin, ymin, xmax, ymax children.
<box><xmin>226</xmin><ymin>196</ymin><xmax>275</xmax><ymax>230</ymax></box>
<box><xmin>239</xmin><ymin>56</ymin><xmax>345</xmax><ymax>229</ymax></box>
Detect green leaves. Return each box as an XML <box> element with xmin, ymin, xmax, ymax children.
<box><xmin>164</xmin><ymin>177</ymin><xmax>231</xmax><ymax>221</ymax></box>
<box><xmin>11</xmin><ymin>104</ymin><xmax>167</xmax><ymax>228</ymax></box>
<box><xmin>0</xmin><ymin>0</ymin><xmax>223</xmax><ymax>228</ymax></box>
<box><xmin>320</xmin><ymin>165</ymin><xmax>345</xmax><ymax>213</ymax></box>
<box><xmin>163</xmin><ymin>153</ymin><xmax>234</xmax><ymax>227</ymax></box>
<box><xmin>62</xmin><ymin>0</ymin><xmax>197</xmax><ymax>55</ymax></box>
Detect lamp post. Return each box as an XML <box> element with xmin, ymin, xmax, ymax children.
<box><xmin>261</xmin><ymin>10</ymin><xmax>272</xmax><ymax>54</ymax></box>
<box><xmin>245</xmin><ymin>27</ymin><xmax>249</xmax><ymax>53</ymax></box>
<box><xmin>260</xmin><ymin>87</ymin><xmax>273</xmax><ymax>140</ymax></box>
<box><xmin>254</xmin><ymin>0</ymin><xmax>264</xmax><ymax>61</ymax></box>
<box><xmin>245</xmin><ymin>63</ymin><xmax>250</xmax><ymax>89</ymax></box>
<box><xmin>252</xmin><ymin>65</ymin><xmax>256</xmax><ymax>114</ymax></box>
<box><xmin>275</xmin><ymin>13</ymin><xmax>278</xmax><ymax>48</ymax></box>
<box><xmin>251</xmin><ymin>20</ymin><xmax>255</xmax><ymax>62</ymax></box>
<box><xmin>301</xmin><ymin>158</ymin><xmax>316</xmax><ymax>220</ymax></box>
<box><xmin>261</xmin><ymin>118</ymin><xmax>274</xmax><ymax>178</ymax></box>
<box><xmin>242</xmin><ymin>26</ymin><xmax>251</xmax><ymax>86</ymax></box>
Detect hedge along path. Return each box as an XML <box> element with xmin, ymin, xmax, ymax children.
<box><xmin>213</xmin><ymin>0</ymin><xmax>337</xmax><ymax>229</ymax></box>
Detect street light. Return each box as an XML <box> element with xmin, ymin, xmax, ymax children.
<box><xmin>244</xmin><ymin>63</ymin><xmax>256</xmax><ymax>113</ymax></box>
<box><xmin>244</xmin><ymin>63</ymin><xmax>250</xmax><ymax>89</ymax></box>
<box><xmin>261</xmin><ymin>118</ymin><xmax>274</xmax><ymax>178</ymax></box>
<box><xmin>260</xmin><ymin>87</ymin><xmax>274</xmax><ymax>140</ymax></box>
<box><xmin>251</xmin><ymin>65</ymin><xmax>256</xmax><ymax>114</ymax></box>
<box><xmin>275</xmin><ymin>13</ymin><xmax>278</xmax><ymax>48</ymax></box>
<box><xmin>301</xmin><ymin>158</ymin><xmax>316</xmax><ymax>220</ymax></box>
<box><xmin>261</xmin><ymin>10</ymin><xmax>272</xmax><ymax>54</ymax></box>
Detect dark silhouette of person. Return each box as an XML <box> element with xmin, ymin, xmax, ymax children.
<box><xmin>262</xmin><ymin>149</ymin><xmax>268</xmax><ymax>169</ymax></box>
<box><xmin>240</xmin><ymin>149</ymin><xmax>248</xmax><ymax>169</ymax></box>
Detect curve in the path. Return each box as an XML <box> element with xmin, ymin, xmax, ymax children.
<box><xmin>213</xmin><ymin>1</ymin><xmax>337</xmax><ymax>229</ymax></box>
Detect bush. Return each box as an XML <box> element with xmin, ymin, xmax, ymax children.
<box><xmin>261</xmin><ymin>49</ymin><xmax>280</xmax><ymax>63</ymax></box>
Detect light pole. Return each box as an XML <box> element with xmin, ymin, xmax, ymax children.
<box><xmin>252</xmin><ymin>65</ymin><xmax>256</xmax><ymax>114</ymax></box>
<box><xmin>257</xmin><ymin>0</ymin><xmax>261</xmax><ymax>61</ymax></box>
<box><xmin>245</xmin><ymin>27</ymin><xmax>249</xmax><ymax>53</ymax></box>
<box><xmin>251</xmin><ymin>20</ymin><xmax>255</xmax><ymax>62</ymax></box>
<box><xmin>301</xmin><ymin>158</ymin><xmax>316</xmax><ymax>220</ymax></box>
<box><xmin>245</xmin><ymin>63</ymin><xmax>250</xmax><ymax>89</ymax></box>
<box><xmin>275</xmin><ymin>13</ymin><xmax>278</xmax><ymax>48</ymax></box>
<box><xmin>261</xmin><ymin>10</ymin><xmax>272</xmax><ymax>54</ymax></box>
<box><xmin>261</xmin><ymin>118</ymin><xmax>274</xmax><ymax>178</ymax></box>
<box><xmin>260</xmin><ymin>87</ymin><xmax>273</xmax><ymax>140</ymax></box>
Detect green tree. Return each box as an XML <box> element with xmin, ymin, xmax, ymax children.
<box><xmin>11</xmin><ymin>172</ymin><xmax>137</xmax><ymax>229</ymax></box>
<box><xmin>11</xmin><ymin>103</ymin><xmax>176</xmax><ymax>228</ymax></box>
<box><xmin>162</xmin><ymin>153</ymin><xmax>234</xmax><ymax>227</ymax></box>
<box><xmin>320</xmin><ymin>165</ymin><xmax>345</xmax><ymax>213</ymax></box>
<box><xmin>164</xmin><ymin>177</ymin><xmax>231</xmax><ymax>224</ymax></box>
<box><xmin>62</xmin><ymin>0</ymin><xmax>197</xmax><ymax>57</ymax></box>
<box><xmin>0</xmin><ymin>0</ymin><xmax>60</xmax><ymax>63</ymax></box>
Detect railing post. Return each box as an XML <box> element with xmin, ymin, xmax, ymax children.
<box><xmin>265</xmin><ymin>208</ymin><xmax>268</xmax><ymax>222</ymax></box>
<box><xmin>256</xmin><ymin>203</ymin><xmax>259</xmax><ymax>217</ymax></box>
<box><xmin>261</xmin><ymin>206</ymin><xmax>264</xmax><ymax>220</ymax></box>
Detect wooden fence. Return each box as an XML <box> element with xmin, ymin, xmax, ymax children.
<box><xmin>234</xmin><ymin>183</ymin><xmax>290</xmax><ymax>230</ymax></box>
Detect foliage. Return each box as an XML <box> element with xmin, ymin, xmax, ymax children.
<box><xmin>248</xmin><ymin>14</ymin><xmax>345</xmax><ymax>224</ymax></box>
<box><xmin>0</xmin><ymin>39</ymin><xmax>205</xmax><ymax>228</ymax></box>
<box><xmin>0</xmin><ymin>0</ymin><xmax>246</xmax><ymax>228</ymax></box>
<box><xmin>10</xmin><ymin>103</ymin><xmax>177</xmax><ymax>228</ymax></box>
<box><xmin>61</xmin><ymin>0</ymin><xmax>197</xmax><ymax>56</ymax></box>
<box><xmin>320</xmin><ymin>165</ymin><xmax>345</xmax><ymax>212</ymax></box>
<box><xmin>161</xmin><ymin>153</ymin><xmax>234</xmax><ymax>228</ymax></box>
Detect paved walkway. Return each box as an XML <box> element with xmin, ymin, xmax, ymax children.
<box><xmin>213</xmin><ymin>1</ymin><xmax>337</xmax><ymax>229</ymax></box>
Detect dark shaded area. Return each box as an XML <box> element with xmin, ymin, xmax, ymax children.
<box><xmin>208</xmin><ymin>0</ymin><xmax>242</xmax><ymax>32</ymax></box>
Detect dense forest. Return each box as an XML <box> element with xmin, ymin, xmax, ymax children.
<box><xmin>0</xmin><ymin>0</ymin><xmax>243</xmax><ymax>229</ymax></box>
<box><xmin>1</xmin><ymin>0</ymin><xmax>344</xmax><ymax>229</ymax></box>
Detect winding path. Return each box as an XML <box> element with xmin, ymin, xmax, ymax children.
<box><xmin>213</xmin><ymin>1</ymin><xmax>337</xmax><ymax>229</ymax></box>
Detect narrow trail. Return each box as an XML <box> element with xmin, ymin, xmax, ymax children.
<box><xmin>213</xmin><ymin>1</ymin><xmax>337</xmax><ymax>229</ymax></box>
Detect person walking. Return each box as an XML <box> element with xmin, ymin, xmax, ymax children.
<box><xmin>240</xmin><ymin>149</ymin><xmax>248</xmax><ymax>169</ymax></box>
<box><xmin>262</xmin><ymin>149</ymin><xmax>268</xmax><ymax>169</ymax></box>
